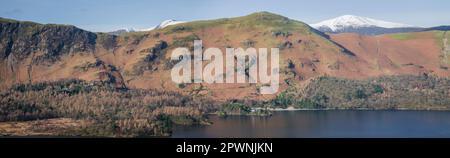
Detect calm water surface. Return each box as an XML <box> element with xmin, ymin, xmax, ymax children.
<box><xmin>172</xmin><ymin>110</ymin><xmax>450</xmax><ymax>138</ymax></box>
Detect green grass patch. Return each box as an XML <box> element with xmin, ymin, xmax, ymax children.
<box><xmin>0</xmin><ymin>17</ymin><xmax>19</xmax><ymax>23</ymax></box>
<box><xmin>434</xmin><ymin>31</ymin><xmax>450</xmax><ymax>64</ymax></box>
<box><xmin>162</xmin><ymin>11</ymin><xmax>312</xmax><ymax>36</ymax></box>
<box><xmin>171</xmin><ymin>34</ymin><xmax>200</xmax><ymax>47</ymax></box>
<box><xmin>390</xmin><ymin>33</ymin><xmax>415</xmax><ymax>40</ymax></box>
<box><xmin>219</xmin><ymin>103</ymin><xmax>252</xmax><ymax>115</ymax></box>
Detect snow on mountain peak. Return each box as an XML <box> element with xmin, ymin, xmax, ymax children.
<box><xmin>122</xmin><ymin>28</ymin><xmax>137</xmax><ymax>32</ymax></box>
<box><xmin>108</xmin><ymin>19</ymin><xmax>186</xmax><ymax>35</ymax></box>
<box><xmin>140</xmin><ymin>19</ymin><xmax>186</xmax><ymax>31</ymax></box>
<box><xmin>158</xmin><ymin>19</ymin><xmax>185</xmax><ymax>28</ymax></box>
<box><xmin>311</xmin><ymin>15</ymin><xmax>413</xmax><ymax>31</ymax></box>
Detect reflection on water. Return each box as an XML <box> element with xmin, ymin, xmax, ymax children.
<box><xmin>172</xmin><ymin>110</ymin><xmax>450</xmax><ymax>138</ymax></box>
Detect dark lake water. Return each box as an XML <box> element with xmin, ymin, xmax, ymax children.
<box><xmin>172</xmin><ymin>110</ymin><xmax>450</xmax><ymax>138</ymax></box>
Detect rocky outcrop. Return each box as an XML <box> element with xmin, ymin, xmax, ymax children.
<box><xmin>130</xmin><ymin>40</ymin><xmax>168</xmax><ymax>75</ymax></box>
<box><xmin>0</xmin><ymin>18</ymin><xmax>97</xmax><ymax>63</ymax></box>
<box><xmin>0</xmin><ymin>17</ymin><xmax>128</xmax><ymax>89</ymax></box>
<box><xmin>143</xmin><ymin>40</ymin><xmax>168</xmax><ymax>62</ymax></box>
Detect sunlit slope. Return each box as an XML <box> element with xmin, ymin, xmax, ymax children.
<box><xmin>330</xmin><ymin>31</ymin><xmax>450</xmax><ymax>77</ymax></box>
<box><xmin>1</xmin><ymin>12</ymin><xmax>449</xmax><ymax>101</ymax></box>
<box><xmin>106</xmin><ymin>12</ymin><xmax>366</xmax><ymax>100</ymax></box>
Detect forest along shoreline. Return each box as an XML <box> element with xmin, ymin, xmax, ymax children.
<box><xmin>1</xmin><ymin>75</ymin><xmax>450</xmax><ymax>137</ymax></box>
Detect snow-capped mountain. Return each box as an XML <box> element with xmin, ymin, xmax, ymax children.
<box><xmin>108</xmin><ymin>19</ymin><xmax>186</xmax><ymax>35</ymax></box>
<box><xmin>311</xmin><ymin>15</ymin><xmax>423</xmax><ymax>35</ymax></box>
<box><xmin>140</xmin><ymin>19</ymin><xmax>186</xmax><ymax>31</ymax></box>
<box><xmin>311</xmin><ymin>15</ymin><xmax>413</xmax><ymax>31</ymax></box>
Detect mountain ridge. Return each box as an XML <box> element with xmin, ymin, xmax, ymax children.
<box><xmin>311</xmin><ymin>15</ymin><xmax>424</xmax><ymax>35</ymax></box>
<box><xmin>312</xmin><ymin>15</ymin><xmax>415</xmax><ymax>30</ymax></box>
<box><xmin>1</xmin><ymin>12</ymin><xmax>450</xmax><ymax>137</ymax></box>
<box><xmin>0</xmin><ymin>12</ymin><xmax>449</xmax><ymax>100</ymax></box>
<box><xmin>108</xmin><ymin>19</ymin><xmax>185</xmax><ymax>35</ymax></box>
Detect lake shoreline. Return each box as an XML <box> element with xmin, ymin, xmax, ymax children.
<box><xmin>207</xmin><ymin>106</ymin><xmax>450</xmax><ymax>117</ymax></box>
<box><xmin>173</xmin><ymin>110</ymin><xmax>450</xmax><ymax>138</ymax></box>
<box><xmin>253</xmin><ymin>106</ymin><xmax>450</xmax><ymax>112</ymax></box>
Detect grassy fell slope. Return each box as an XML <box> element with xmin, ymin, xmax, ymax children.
<box><xmin>2</xmin><ymin>13</ymin><xmax>450</xmax><ymax>137</ymax></box>
<box><xmin>104</xmin><ymin>12</ymin><xmax>365</xmax><ymax>100</ymax></box>
<box><xmin>1</xmin><ymin>12</ymin><xmax>449</xmax><ymax>101</ymax></box>
<box><xmin>0</xmin><ymin>17</ymin><xmax>128</xmax><ymax>89</ymax></box>
<box><xmin>330</xmin><ymin>31</ymin><xmax>450</xmax><ymax>78</ymax></box>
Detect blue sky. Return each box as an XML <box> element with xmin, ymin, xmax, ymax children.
<box><xmin>1</xmin><ymin>0</ymin><xmax>449</xmax><ymax>32</ymax></box>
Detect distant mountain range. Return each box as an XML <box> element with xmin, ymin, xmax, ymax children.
<box><xmin>311</xmin><ymin>15</ymin><xmax>425</xmax><ymax>35</ymax></box>
<box><xmin>423</xmin><ymin>25</ymin><xmax>450</xmax><ymax>31</ymax></box>
<box><xmin>108</xmin><ymin>19</ymin><xmax>185</xmax><ymax>35</ymax></box>
<box><xmin>311</xmin><ymin>15</ymin><xmax>450</xmax><ymax>35</ymax></box>
<box><xmin>109</xmin><ymin>15</ymin><xmax>449</xmax><ymax>36</ymax></box>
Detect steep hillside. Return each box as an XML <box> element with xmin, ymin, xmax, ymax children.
<box><xmin>2</xmin><ymin>13</ymin><xmax>450</xmax><ymax>137</ymax></box>
<box><xmin>0</xmin><ymin>12</ymin><xmax>449</xmax><ymax>101</ymax></box>
<box><xmin>97</xmin><ymin>12</ymin><xmax>366</xmax><ymax>100</ymax></box>
<box><xmin>0</xmin><ymin>17</ymin><xmax>125</xmax><ymax>89</ymax></box>
<box><xmin>329</xmin><ymin>31</ymin><xmax>450</xmax><ymax>77</ymax></box>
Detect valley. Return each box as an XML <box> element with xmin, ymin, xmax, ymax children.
<box><xmin>1</xmin><ymin>12</ymin><xmax>450</xmax><ymax>137</ymax></box>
